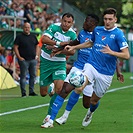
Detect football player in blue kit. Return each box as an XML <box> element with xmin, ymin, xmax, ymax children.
<box><xmin>65</xmin><ymin>8</ymin><xmax>130</xmax><ymax>127</ymax></box>
<box><xmin>41</xmin><ymin>12</ymin><xmax>125</xmax><ymax>128</ymax></box>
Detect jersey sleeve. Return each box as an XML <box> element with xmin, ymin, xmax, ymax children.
<box><xmin>116</xmin><ymin>30</ymin><xmax>128</xmax><ymax>50</ymax></box>
<box><xmin>43</xmin><ymin>24</ymin><xmax>56</xmax><ymax>39</ymax></box>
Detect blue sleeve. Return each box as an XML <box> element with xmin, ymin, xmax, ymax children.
<box><xmin>116</xmin><ymin>30</ymin><xmax>128</xmax><ymax>50</ymax></box>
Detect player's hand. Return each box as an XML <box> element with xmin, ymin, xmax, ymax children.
<box><xmin>117</xmin><ymin>73</ymin><xmax>124</xmax><ymax>83</ymax></box>
<box><xmin>101</xmin><ymin>44</ymin><xmax>113</xmax><ymax>55</ymax></box>
<box><xmin>50</xmin><ymin>47</ymin><xmax>63</xmax><ymax>57</ymax></box>
<box><xmin>50</xmin><ymin>50</ymin><xmax>62</xmax><ymax>57</ymax></box>
<box><xmin>45</xmin><ymin>45</ymin><xmax>55</xmax><ymax>50</ymax></box>
<box><xmin>35</xmin><ymin>55</ymin><xmax>40</xmax><ymax>63</ymax></box>
<box><xmin>65</xmin><ymin>45</ymin><xmax>75</xmax><ymax>51</ymax></box>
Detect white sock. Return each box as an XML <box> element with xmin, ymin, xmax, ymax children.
<box><xmin>63</xmin><ymin>110</ymin><xmax>70</xmax><ymax>118</ymax></box>
<box><xmin>87</xmin><ymin>108</ymin><xmax>94</xmax><ymax>115</ymax></box>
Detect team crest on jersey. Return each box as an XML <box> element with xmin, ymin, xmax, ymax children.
<box><xmin>110</xmin><ymin>34</ymin><xmax>115</xmax><ymax>39</ymax></box>
<box><xmin>102</xmin><ymin>36</ymin><xmax>106</xmax><ymax>41</ymax></box>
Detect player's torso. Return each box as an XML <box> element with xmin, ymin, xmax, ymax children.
<box><xmin>89</xmin><ymin>26</ymin><xmax>121</xmax><ymax>75</ymax></box>
<box><xmin>41</xmin><ymin>23</ymin><xmax>76</xmax><ymax>61</ymax></box>
<box><xmin>74</xmin><ymin>30</ymin><xmax>92</xmax><ymax>69</ymax></box>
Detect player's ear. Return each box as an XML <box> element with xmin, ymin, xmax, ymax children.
<box><xmin>115</xmin><ymin>17</ymin><xmax>117</xmax><ymax>23</ymax></box>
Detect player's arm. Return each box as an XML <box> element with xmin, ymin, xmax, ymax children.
<box><xmin>101</xmin><ymin>45</ymin><xmax>130</xmax><ymax>60</ymax></box>
<box><xmin>65</xmin><ymin>41</ymin><xmax>93</xmax><ymax>51</ymax></box>
<box><xmin>36</xmin><ymin>45</ymin><xmax>41</xmax><ymax>60</ymax></box>
<box><xmin>35</xmin><ymin>36</ymin><xmax>43</xmax><ymax>61</ymax></box>
<box><xmin>116</xmin><ymin>59</ymin><xmax>124</xmax><ymax>83</ymax></box>
<box><xmin>50</xmin><ymin>39</ymin><xmax>80</xmax><ymax>57</ymax></box>
<box><xmin>41</xmin><ymin>35</ymin><xmax>69</xmax><ymax>47</ymax></box>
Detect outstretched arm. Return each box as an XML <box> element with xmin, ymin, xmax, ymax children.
<box><xmin>65</xmin><ymin>41</ymin><xmax>93</xmax><ymax>51</ymax></box>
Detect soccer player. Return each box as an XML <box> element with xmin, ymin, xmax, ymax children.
<box><xmin>41</xmin><ymin>14</ymin><xmax>99</xmax><ymax>128</ymax></box>
<box><xmin>65</xmin><ymin>8</ymin><xmax>130</xmax><ymax>127</ymax></box>
<box><xmin>39</xmin><ymin>12</ymin><xmax>77</xmax><ymax>125</ymax></box>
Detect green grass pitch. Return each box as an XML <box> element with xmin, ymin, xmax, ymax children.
<box><xmin>0</xmin><ymin>72</ymin><xmax>132</xmax><ymax>133</ymax></box>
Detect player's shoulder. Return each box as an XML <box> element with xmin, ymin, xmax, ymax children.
<box><xmin>115</xmin><ymin>27</ymin><xmax>124</xmax><ymax>33</ymax></box>
<box><xmin>48</xmin><ymin>23</ymin><xmax>61</xmax><ymax>29</ymax></box>
<box><xmin>69</xmin><ymin>27</ymin><xmax>76</xmax><ymax>34</ymax></box>
<box><xmin>53</xmin><ymin>22</ymin><xmax>61</xmax><ymax>26</ymax></box>
<box><xmin>111</xmin><ymin>27</ymin><xmax>124</xmax><ymax>36</ymax></box>
<box><xmin>94</xmin><ymin>26</ymin><xmax>104</xmax><ymax>31</ymax></box>
<box><xmin>78</xmin><ymin>29</ymin><xmax>85</xmax><ymax>34</ymax></box>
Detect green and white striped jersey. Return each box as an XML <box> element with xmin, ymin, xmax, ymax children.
<box><xmin>41</xmin><ymin>23</ymin><xmax>77</xmax><ymax>62</ymax></box>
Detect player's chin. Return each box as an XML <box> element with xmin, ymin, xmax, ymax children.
<box><xmin>62</xmin><ymin>27</ymin><xmax>69</xmax><ymax>32</ymax></box>
<box><xmin>105</xmin><ymin>25</ymin><xmax>112</xmax><ymax>30</ymax></box>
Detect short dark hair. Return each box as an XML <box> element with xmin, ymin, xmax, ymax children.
<box><xmin>62</xmin><ymin>13</ymin><xmax>74</xmax><ymax>21</ymax></box>
<box><xmin>103</xmin><ymin>8</ymin><xmax>117</xmax><ymax>17</ymax></box>
<box><xmin>87</xmin><ymin>14</ymin><xmax>99</xmax><ymax>25</ymax></box>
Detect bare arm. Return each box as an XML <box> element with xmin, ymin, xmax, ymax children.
<box><xmin>14</xmin><ymin>45</ymin><xmax>24</xmax><ymax>61</ymax></box>
<box><xmin>42</xmin><ymin>35</ymin><xmax>56</xmax><ymax>46</ymax></box>
<box><xmin>65</xmin><ymin>41</ymin><xmax>93</xmax><ymax>51</ymax></box>
<box><xmin>35</xmin><ymin>45</ymin><xmax>41</xmax><ymax>61</ymax></box>
<box><xmin>50</xmin><ymin>39</ymin><xmax>80</xmax><ymax>57</ymax></box>
<box><xmin>42</xmin><ymin>35</ymin><xmax>69</xmax><ymax>47</ymax></box>
<box><xmin>116</xmin><ymin>59</ymin><xmax>124</xmax><ymax>83</ymax></box>
<box><xmin>101</xmin><ymin>45</ymin><xmax>130</xmax><ymax>60</ymax></box>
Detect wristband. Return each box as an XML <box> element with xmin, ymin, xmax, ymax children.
<box><xmin>56</xmin><ymin>41</ymin><xmax>61</xmax><ymax>48</ymax></box>
<box><xmin>35</xmin><ymin>55</ymin><xmax>39</xmax><ymax>59</ymax></box>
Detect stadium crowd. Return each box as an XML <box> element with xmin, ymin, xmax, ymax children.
<box><xmin>0</xmin><ymin>0</ymin><xmax>77</xmax><ymax>87</ymax></box>
<box><xmin>0</xmin><ymin>0</ymin><xmax>64</xmax><ymax>31</ymax></box>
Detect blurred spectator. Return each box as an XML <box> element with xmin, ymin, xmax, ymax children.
<box><xmin>0</xmin><ymin>5</ymin><xmax>6</xmax><ymax>15</ymax></box>
<box><xmin>0</xmin><ymin>45</ymin><xmax>19</xmax><ymax>81</ymax></box>
<box><xmin>1</xmin><ymin>18</ymin><xmax>9</xmax><ymax>29</ymax></box>
<box><xmin>17</xmin><ymin>5</ymin><xmax>24</xmax><ymax>18</ymax></box>
<box><xmin>16</xmin><ymin>19</ymin><xmax>23</xmax><ymax>29</ymax></box>
<box><xmin>23</xmin><ymin>2</ymin><xmax>35</xmax><ymax>29</ymax></box>
<box><xmin>9</xmin><ymin>2</ymin><xmax>18</xmax><ymax>16</ymax></box>
<box><xmin>33</xmin><ymin>22</ymin><xmax>41</xmax><ymax>41</ymax></box>
<box><xmin>5</xmin><ymin>46</ymin><xmax>13</xmax><ymax>65</ymax></box>
<box><xmin>55</xmin><ymin>7</ymin><xmax>63</xmax><ymax>17</ymax></box>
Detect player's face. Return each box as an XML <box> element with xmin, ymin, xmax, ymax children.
<box><xmin>23</xmin><ymin>23</ymin><xmax>31</xmax><ymax>35</ymax></box>
<box><xmin>83</xmin><ymin>16</ymin><xmax>95</xmax><ymax>32</ymax></box>
<box><xmin>103</xmin><ymin>14</ymin><xmax>117</xmax><ymax>30</ymax></box>
<box><xmin>61</xmin><ymin>16</ymin><xmax>74</xmax><ymax>32</ymax></box>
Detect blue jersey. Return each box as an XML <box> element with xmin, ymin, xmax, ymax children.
<box><xmin>74</xmin><ymin>30</ymin><xmax>92</xmax><ymax>70</ymax></box>
<box><xmin>88</xmin><ymin>26</ymin><xmax>128</xmax><ymax>75</ymax></box>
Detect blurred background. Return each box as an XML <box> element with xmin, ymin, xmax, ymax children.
<box><xmin>0</xmin><ymin>0</ymin><xmax>133</xmax><ymax>88</ymax></box>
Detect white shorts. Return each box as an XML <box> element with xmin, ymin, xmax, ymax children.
<box><xmin>65</xmin><ymin>67</ymin><xmax>93</xmax><ymax>97</ymax></box>
<box><xmin>83</xmin><ymin>63</ymin><xmax>113</xmax><ymax>98</ymax></box>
